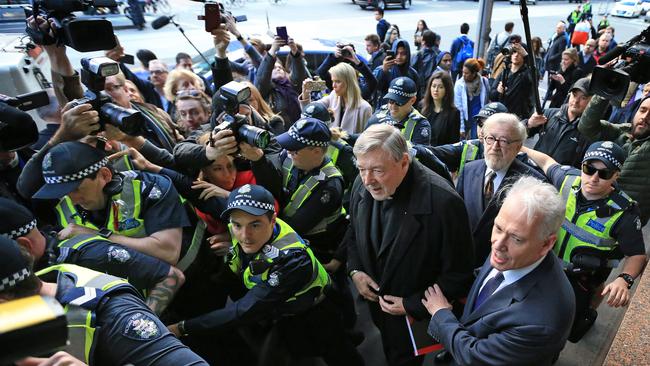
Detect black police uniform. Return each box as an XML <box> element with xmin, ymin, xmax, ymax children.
<box><xmin>38</xmin><ymin>265</ymin><xmax>208</xmax><ymax>366</ymax></box>
<box><xmin>366</xmin><ymin>106</ymin><xmax>432</xmax><ymax>145</ymax></box>
<box><xmin>40</xmin><ymin>233</ymin><xmax>170</xmax><ymax>291</ymax></box>
<box><xmin>547</xmin><ymin>164</ymin><xmax>645</xmax><ymax>341</ymax></box>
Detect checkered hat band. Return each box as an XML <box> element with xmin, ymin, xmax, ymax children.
<box><xmin>0</xmin><ymin>268</ymin><xmax>30</xmax><ymax>291</ymax></box>
<box><xmin>388</xmin><ymin>88</ymin><xmax>416</xmax><ymax>98</ymax></box>
<box><xmin>43</xmin><ymin>157</ymin><xmax>109</xmax><ymax>184</ymax></box>
<box><xmin>2</xmin><ymin>219</ymin><xmax>36</xmax><ymax>240</ymax></box>
<box><xmin>288</xmin><ymin>127</ymin><xmax>329</xmax><ymax>147</ymax></box>
<box><xmin>228</xmin><ymin>199</ymin><xmax>275</xmax><ymax>212</ymax></box>
<box><xmin>584</xmin><ymin>151</ymin><xmax>622</xmax><ymax>170</ymax></box>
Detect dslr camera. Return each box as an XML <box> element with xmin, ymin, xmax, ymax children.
<box><xmin>336</xmin><ymin>43</ymin><xmax>355</xmax><ymax>58</ymax></box>
<box><xmin>25</xmin><ymin>0</ymin><xmax>118</xmax><ymax>52</ymax></box>
<box><xmin>212</xmin><ymin>81</ymin><xmax>270</xmax><ymax>150</ymax></box>
<box><xmin>591</xmin><ymin>25</ymin><xmax>650</xmax><ymax>105</ymax></box>
<box><xmin>71</xmin><ymin>57</ymin><xmax>146</xmax><ymax>136</ymax></box>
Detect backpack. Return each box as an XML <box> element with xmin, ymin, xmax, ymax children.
<box><xmin>455</xmin><ymin>36</ymin><xmax>474</xmax><ymax>66</ymax></box>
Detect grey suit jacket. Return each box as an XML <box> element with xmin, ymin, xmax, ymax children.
<box><xmin>427</xmin><ymin>252</ymin><xmax>575</xmax><ymax>366</ymax></box>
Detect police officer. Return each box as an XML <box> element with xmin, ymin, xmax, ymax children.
<box><xmin>167</xmin><ymin>185</ymin><xmax>364</xmax><ymax>366</ymax></box>
<box><xmin>32</xmin><ymin>141</ymin><xmax>193</xmax><ymax>267</ymax></box>
<box><xmin>367</xmin><ymin>76</ymin><xmax>432</xmax><ymax>145</ymax></box>
<box><xmin>241</xmin><ymin>118</ymin><xmax>347</xmax><ymax>265</ymax></box>
<box><xmin>429</xmin><ymin>102</ymin><xmax>507</xmax><ymax>177</ymax></box>
<box><xmin>0</xmin><ymin>235</ymin><xmax>208</xmax><ymax>365</ymax></box>
<box><xmin>302</xmin><ymin>102</ymin><xmax>358</xmax><ymax>191</ymax></box>
<box><xmin>0</xmin><ymin>197</ymin><xmax>183</xmax><ymax>315</ymax></box>
<box><xmin>522</xmin><ymin>141</ymin><xmax>647</xmax><ymax>342</ymax></box>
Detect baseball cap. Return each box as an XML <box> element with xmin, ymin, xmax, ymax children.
<box><xmin>582</xmin><ymin>141</ymin><xmax>626</xmax><ymax>171</ymax></box>
<box><xmin>301</xmin><ymin>102</ymin><xmax>331</xmax><ymax>124</ymax></box>
<box><xmin>32</xmin><ymin>141</ymin><xmax>109</xmax><ymax>200</ymax></box>
<box><xmin>0</xmin><ymin>235</ymin><xmax>31</xmax><ymax>292</ymax></box>
<box><xmin>276</xmin><ymin>117</ymin><xmax>331</xmax><ymax>151</ymax></box>
<box><xmin>383</xmin><ymin>77</ymin><xmax>417</xmax><ymax>106</ymax></box>
<box><xmin>570</xmin><ymin>77</ymin><xmax>593</xmax><ymax>97</ymax></box>
<box><xmin>0</xmin><ymin>198</ymin><xmax>36</xmax><ymax>240</ymax></box>
<box><xmin>475</xmin><ymin>102</ymin><xmax>508</xmax><ymax>122</ymax></box>
<box><xmin>221</xmin><ymin>184</ymin><xmax>276</xmax><ymax>219</ymax></box>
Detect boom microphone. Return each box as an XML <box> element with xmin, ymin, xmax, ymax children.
<box><xmin>152</xmin><ymin>15</ymin><xmax>174</xmax><ymax>30</ymax></box>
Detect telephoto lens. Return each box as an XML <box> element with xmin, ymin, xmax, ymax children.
<box><xmin>238</xmin><ymin>124</ymin><xmax>270</xmax><ymax>150</ymax></box>
<box><xmin>101</xmin><ymin>103</ymin><xmax>146</xmax><ymax>136</ymax></box>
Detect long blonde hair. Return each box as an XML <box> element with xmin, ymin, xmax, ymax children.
<box><xmin>163</xmin><ymin>69</ymin><xmax>205</xmax><ymax>101</ymax></box>
<box><xmin>329</xmin><ymin>62</ymin><xmax>362</xmax><ymax>110</ymax></box>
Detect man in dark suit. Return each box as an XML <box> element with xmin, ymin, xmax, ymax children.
<box><xmin>577</xmin><ymin>38</ymin><xmax>597</xmax><ymax>75</ymax></box>
<box><xmin>346</xmin><ymin>124</ymin><xmax>475</xmax><ymax>365</ymax></box>
<box><xmin>423</xmin><ymin>176</ymin><xmax>575</xmax><ymax>365</ymax></box>
<box><xmin>457</xmin><ymin>113</ymin><xmax>545</xmax><ymax>267</ymax></box>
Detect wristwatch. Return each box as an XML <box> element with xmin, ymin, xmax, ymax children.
<box><xmin>98</xmin><ymin>228</ymin><xmax>113</xmax><ymax>239</ymax></box>
<box><xmin>349</xmin><ymin>270</ymin><xmax>360</xmax><ymax>279</ymax></box>
<box><xmin>618</xmin><ymin>273</ymin><xmax>635</xmax><ymax>289</ymax></box>
<box><xmin>178</xmin><ymin>320</ymin><xmax>188</xmax><ymax>336</ymax></box>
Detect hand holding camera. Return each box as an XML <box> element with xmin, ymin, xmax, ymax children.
<box><xmin>205</xmin><ymin>129</ymin><xmax>238</xmax><ymax>161</ymax></box>
<box><xmin>270</xmin><ymin>36</ymin><xmax>286</xmax><ymax>57</ymax></box>
<box><xmin>336</xmin><ymin>43</ymin><xmax>359</xmax><ymax>64</ymax></box>
<box><xmin>211</xmin><ymin>24</ymin><xmax>230</xmax><ymax>58</ymax></box>
<box><xmin>238</xmin><ymin>142</ymin><xmax>264</xmax><ymax>162</ymax></box>
<box><xmin>382</xmin><ymin>51</ymin><xmax>396</xmax><ymax>72</ymax></box>
<box><xmin>52</xmin><ymin>101</ymin><xmax>100</xmax><ymax>144</ymax></box>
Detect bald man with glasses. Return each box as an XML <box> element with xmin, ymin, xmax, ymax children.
<box><xmin>457</xmin><ymin>113</ymin><xmax>546</xmax><ymax>267</ymax></box>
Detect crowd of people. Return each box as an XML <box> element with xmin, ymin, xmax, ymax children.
<box><xmin>0</xmin><ymin>5</ymin><xmax>648</xmax><ymax>366</ymax></box>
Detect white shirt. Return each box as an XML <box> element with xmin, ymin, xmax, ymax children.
<box><xmin>484</xmin><ymin>165</ymin><xmax>509</xmax><ymax>193</ymax></box>
<box><xmin>479</xmin><ymin>256</ymin><xmax>545</xmax><ymax>295</ymax></box>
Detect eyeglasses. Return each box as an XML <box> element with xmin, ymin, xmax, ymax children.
<box><xmin>176</xmin><ymin>89</ymin><xmax>202</xmax><ymax>98</ymax></box>
<box><xmin>105</xmin><ymin>84</ymin><xmax>124</xmax><ymax>92</ymax></box>
<box><xmin>581</xmin><ymin>163</ymin><xmax>616</xmax><ymax>180</ymax></box>
<box><xmin>149</xmin><ymin>69</ymin><xmax>168</xmax><ymax>75</ymax></box>
<box><xmin>483</xmin><ymin>135</ymin><xmax>521</xmax><ymax>146</ymax></box>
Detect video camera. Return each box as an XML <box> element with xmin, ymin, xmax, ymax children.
<box><xmin>591</xmin><ymin>25</ymin><xmax>650</xmax><ymax>105</ymax></box>
<box><xmin>25</xmin><ymin>0</ymin><xmax>118</xmax><ymax>52</ymax></box>
<box><xmin>212</xmin><ymin>81</ymin><xmax>270</xmax><ymax>150</ymax></box>
<box><xmin>72</xmin><ymin>57</ymin><xmax>146</xmax><ymax>136</ymax></box>
<box><xmin>196</xmin><ymin>1</ymin><xmax>247</xmax><ymax>33</ymax></box>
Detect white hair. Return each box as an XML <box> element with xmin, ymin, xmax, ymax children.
<box><xmin>483</xmin><ymin>113</ymin><xmax>527</xmax><ymax>142</ymax></box>
<box><xmin>353</xmin><ymin>124</ymin><xmax>411</xmax><ymax>162</ymax></box>
<box><xmin>504</xmin><ymin>176</ymin><xmax>566</xmax><ymax>240</ymax></box>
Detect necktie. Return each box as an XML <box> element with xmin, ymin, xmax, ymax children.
<box><xmin>473</xmin><ymin>271</ymin><xmax>504</xmax><ymax>311</ymax></box>
<box><xmin>484</xmin><ymin>170</ymin><xmax>497</xmax><ymax>207</ymax></box>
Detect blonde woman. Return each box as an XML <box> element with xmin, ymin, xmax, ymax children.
<box><xmin>163</xmin><ymin>69</ymin><xmax>205</xmax><ymax>121</ymax></box>
<box><xmin>300</xmin><ymin>62</ymin><xmax>372</xmax><ymax>134</ymax></box>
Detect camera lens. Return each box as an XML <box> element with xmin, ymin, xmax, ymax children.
<box><xmin>101</xmin><ymin>103</ymin><xmax>146</xmax><ymax>136</ymax></box>
<box><xmin>238</xmin><ymin>124</ymin><xmax>270</xmax><ymax>149</ymax></box>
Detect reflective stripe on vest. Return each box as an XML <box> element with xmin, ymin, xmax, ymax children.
<box><xmin>55</xmin><ymin>174</ymin><xmax>146</xmax><ymax>237</ymax></box>
<box><xmin>281</xmin><ymin>157</ymin><xmax>345</xmax><ymax>234</ymax></box>
<box><xmin>554</xmin><ymin>175</ymin><xmax>628</xmax><ymax>263</ymax></box>
<box><xmin>55</xmin><ymin>234</ymin><xmax>112</xmax><ymax>263</ymax></box>
<box><xmin>227</xmin><ymin>218</ymin><xmax>330</xmax><ymax>302</ymax></box>
<box><xmin>327</xmin><ymin>144</ymin><xmax>341</xmax><ymax>166</ymax></box>
<box><xmin>111</xmin><ymin>154</ymin><xmax>135</xmax><ymax>173</ymax></box>
<box><xmin>458</xmin><ymin>142</ymin><xmax>480</xmax><ymax>176</ymax></box>
<box><xmin>36</xmin><ymin>264</ymin><xmax>131</xmax><ymax>364</ymax></box>
<box><xmin>402</xmin><ymin>119</ymin><xmax>416</xmax><ymax>141</ymax></box>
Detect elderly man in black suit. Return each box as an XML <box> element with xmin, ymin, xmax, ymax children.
<box><xmin>423</xmin><ymin>176</ymin><xmax>575</xmax><ymax>365</ymax></box>
<box><xmin>456</xmin><ymin>113</ymin><xmax>546</xmax><ymax>267</ymax></box>
<box><xmin>346</xmin><ymin>124</ymin><xmax>475</xmax><ymax>366</ymax></box>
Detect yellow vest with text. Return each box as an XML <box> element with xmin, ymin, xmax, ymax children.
<box><xmin>555</xmin><ymin>175</ymin><xmax>633</xmax><ymax>263</ymax></box>
<box><xmin>36</xmin><ymin>264</ymin><xmax>134</xmax><ymax>365</ymax></box>
<box><xmin>227</xmin><ymin>218</ymin><xmax>330</xmax><ymax>302</ymax></box>
<box><xmin>281</xmin><ymin>156</ymin><xmax>345</xmax><ymax>235</ymax></box>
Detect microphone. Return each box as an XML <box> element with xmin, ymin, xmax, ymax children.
<box><xmin>152</xmin><ymin>15</ymin><xmax>174</xmax><ymax>30</ymax></box>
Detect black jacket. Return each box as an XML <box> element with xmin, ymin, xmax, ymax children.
<box><xmin>489</xmin><ymin>64</ymin><xmax>534</xmax><ymax>120</ymax></box>
<box><xmin>527</xmin><ymin>103</ymin><xmax>592</xmax><ymax>168</ymax></box>
<box><xmin>423</xmin><ymin>108</ymin><xmax>461</xmax><ymax>147</ymax></box>
<box><xmin>577</xmin><ymin>52</ymin><xmax>596</xmax><ymax>75</ymax></box>
<box><xmin>346</xmin><ymin>160</ymin><xmax>474</xmax><ymax>361</ymax></box>
<box><xmin>545</xmin><ymin>32</ymin><xmax>568</xmax><ymax>72</ymax></box>
<box><xmin>549</xmin><ymin>64</ymin><xmax>585</xmax><ymax>108</ymax></box>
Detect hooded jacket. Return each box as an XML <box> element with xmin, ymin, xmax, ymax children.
<box><xmin>373</xmin><ymin>39</ymin><xmax>420</xmax><ymax>107</ymax></box>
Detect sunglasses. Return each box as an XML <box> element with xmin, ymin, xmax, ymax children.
<box><xmin>176</xmin><ymin>89</ymin><xmax>203</xmax><ymax>99</ymax></box>
<box><xmin>581</xmin><ymin>163</ymin><xmax>616</xmax><ymax>180</ymax></box>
